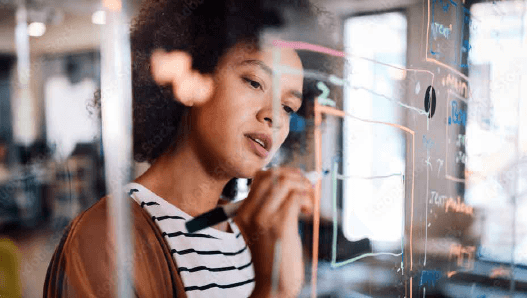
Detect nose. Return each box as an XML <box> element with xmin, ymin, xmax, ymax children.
<box><xmin>256</xmin><ymin>93</ymin><xmax>286</xmax><ymax>129</ymax></box>
<box><xmin>257</xmin><ymin>107</ymin><xmax>285</xmax><ymax>129</ymax></box>
<box><xmin>257</xmin><ymin>108</ymin><xmax>273</xmax><ymax>128</ymax></box>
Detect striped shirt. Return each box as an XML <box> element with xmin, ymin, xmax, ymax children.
<box><xmin>126</xmin><ymin>183</ymin><xmax>255</xmax><ymax>298</ymax></box>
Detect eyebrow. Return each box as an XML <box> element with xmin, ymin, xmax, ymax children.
<box><xmin>291</xmin><ymin>90</ymin><xmax>303</xmax><ymax>100</ymax></box>
<box><xmin>239</xmin><ymin>59</ymin><xmax>274</xmax><ymax>76</ymax></box>
<box><xmin>239</xmin><ymin>59</ymin><xmax>303</xmax><ymax>100</ymax></box>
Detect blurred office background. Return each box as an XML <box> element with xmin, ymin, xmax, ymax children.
<box><xmin>0</xmin><ymin>0</ymin><xmax>526</xmax><ymax>297</ymax></box>
<box><xmin>0</xmin><ymin>1</ymin><xmax>144</xmax><ymax>296</ymax></box>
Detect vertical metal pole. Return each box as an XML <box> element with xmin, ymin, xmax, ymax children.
<box><xmin>14</xmin><ymin>0</ymin><xmax>32</xmax><ymax>146</ymax></box>
<box><xmin>15</xmin><ymin>1</ymin><xmax>29</xmax><ymax>91</ymax></box>
<box><xmin>100</xmin><ymin>0</ymin><xmax>134</xmax><ymax>297</ymax></box>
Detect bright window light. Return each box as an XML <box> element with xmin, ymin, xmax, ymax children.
<box><xmin>466</xmin><ymin>1</ymin><xmax>527</xmax><ymax>266</ymax></box>
<box><xmin>343</xmin><ymin>12</ymin><xmax>407</xmax><ymax>246</ymax></box>
<box><xmin>28</xmin><ymin>22</ymin><xmax>46</xmax><ymax>37</ymax></box>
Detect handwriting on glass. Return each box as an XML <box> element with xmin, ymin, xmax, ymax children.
<box><xmin>316</xmin><ymin>81</ymin><xmax>336</xmax><ymax>107</ymax></box>
<box><xmin>432</xmin><ymin>22</ymin><xmax>452</xmax><ymax>39</ymax></box>
<box><xmin>445</xmin><ymin>196</ymin><xmax>473</xmax><ymax>216</ymax></box>
<box><xmin>449</xmin><ymin>243</ymin><xmax>476</xmax><ymax>270</ymax></box>
<box><xmin>419</xmin><ymin>270</ymin><xmax>442</xmax><ymax>287</ymax></box>
<box><xmin>448</xmin><ymin>101</ymin><xmax>467</xmax><ymax>126</ymax></box>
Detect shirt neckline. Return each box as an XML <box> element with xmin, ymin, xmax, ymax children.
<box><xmin>125</xmin><ymin>182</ymin><xmax>240</xmax><ymax>240</ymax></box>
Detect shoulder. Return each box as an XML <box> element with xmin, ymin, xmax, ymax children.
<box><xmin>65</xmin><ymin>196</ymin><xmax>110</xmax><ymax>246</ymax></box>
<box><xmin>64</xmin><ymin>195</ymin><xmax>164</xmax><ymax>258</ymax></box>
<box><xmin>47</xmin><ymin>195</ymin><xmax>181</xmax><ymax>297</ymax></box>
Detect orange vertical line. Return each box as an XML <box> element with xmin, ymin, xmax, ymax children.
<box><xmin>410</xmin><ymin>132</ymin><xmax>415</xmax><ymax>272</ymax></box>
<box><xmin>410</xmin><ymin>277</ymin><xmax>413</xmax><ymax>298</ymax></box>
<box><xmin>311</xmin><ymin>100</ymin><xmax>322</xmax><ymax>298</ymax></box>
<box><xmin>316</xmin><ymin>105</ymin><xmax>346</xmax><ymax>118</ymax></box>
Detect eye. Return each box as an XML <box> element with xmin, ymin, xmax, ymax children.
<box><xmin>282</xmin><ymin>105</ymin><xmax>295</xmax><ymax>115</ymax></box>
<box><xmin>243</xmin><ymin>77</ymin><xmax>262</xmax><ymax>90</ymax></box>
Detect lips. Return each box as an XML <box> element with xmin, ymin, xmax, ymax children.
<box><xmin>244</xmin><ymin>132</ymin><xmax>272</xmax><ymax>158</ymax></box>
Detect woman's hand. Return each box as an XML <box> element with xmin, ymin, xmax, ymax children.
<box><xmin>233</xmin><ymin>167</ymin><xmax>315</xmax><ymax>298</ymax></box>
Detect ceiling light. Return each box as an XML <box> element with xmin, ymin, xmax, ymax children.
<box><xmin>28</xmin><ymin>22</ymin><xmax>46</xmax><ymax>37</ymax></box>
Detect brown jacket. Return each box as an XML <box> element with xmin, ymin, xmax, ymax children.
<box><xmin>43</xmin><ymin>196</ymin><xmax>187</xmax><ymax>297</ymax></box>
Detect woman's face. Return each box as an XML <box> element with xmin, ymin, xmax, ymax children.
<box><xmin>189</xmin><ymin>42</ymin><xmax>304</xmax><ymax>178</ymax></box>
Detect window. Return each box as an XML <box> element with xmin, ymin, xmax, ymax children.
<box><xmin>343</xmin><ymin>12</ymin><xmax>407</xmax><ymax>247</ymax></box>
<box><xmin>466</xmin><ymin>1</ymin><xmax>527</xmax><ymax>265</ymax></box>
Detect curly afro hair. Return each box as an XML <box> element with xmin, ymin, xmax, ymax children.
<box><xmin>94</xmin><ymin>0</ymin><xmax>335</xmax><ymax>200</ymax></box>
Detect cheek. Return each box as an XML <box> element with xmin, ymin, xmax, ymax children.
<box><xmin>203</xmin><ymin>87</ymin><xmax>242</xmax><ymax>127</ymax></box>
<box><xmin>215</xmin><ymin>77</ymin><xmax>254</xmax><ymax>111</ymax></box>
<box><xmin>278</xmin><ymin>122</ymin><xmax>290</xmax><ymax>147</ymax></box>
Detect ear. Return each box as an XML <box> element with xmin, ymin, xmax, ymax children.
<box><xmin>150</xmin><ymin>49</ymin><xmax>214</xmax><ymax>107</ymax></box>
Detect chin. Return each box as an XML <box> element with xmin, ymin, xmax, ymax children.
<box><xmin>235</xmin><ymin>158</ymin><xmax>268</xmax><ymax>179</ymax></box>
<box><xmin>237</xmin><ymin>164</ymin><xmax>263</xmax><ymax>179</ymax></box>
<box><xmin>227</xmin><ymin>142</ymin><xmax>277</xmax><ymax>178</ymax></box>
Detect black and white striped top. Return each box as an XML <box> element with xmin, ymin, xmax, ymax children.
<box><xmin>126</xmin><ymin>183</ymin><xmax>255</xmax><ymax>298</ymax></box>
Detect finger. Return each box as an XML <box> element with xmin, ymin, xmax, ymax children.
<box><xmin>256</xmin><ymin>189</ymin><xmax>311</xmax><ymax>238</ymax></box>
<box><xmin>235</xmin><ymin>170</ymin><xmax>272</xmax><ymax>218</ymax></box>
<box><xmin>257</xmin><ymin>178</ymin><xmax>312</xmax><ymax>221</ymax></box>
<box><xmin>265</xmin><ymin>167</ymin><xmax>312</xmax><ymax>207</ymax></box>
<box><xmin>242</xmin><ymin>169</ymin><xmax>311</xmax><ymax>220</ymax></box>
<box><xmin>282</xmin><ymin>189</ymin><xmax>314</xmax><ymax>223</ymax></box>
<box><xmin>247</xmin><ymin>168</ymin><xmax>307</xmax><ymax>205</ymax></box>
<box><xmin>270</xmin><ymin>190</ymin><xmax>302</xmax><ymax>239</ymax></box>
<box><xmin>236</xmin><ymin>169</ymin><xmax>279</xmax><ymax>216</ymax></box>
<box><xmin>237</xmin><ymin>168</ymin><xmax>304</xmax><ymax>230</ymax></box>
<box><xmin>299</xmin><ymin>189</ymin><xmax>315</xmax><ymax>215</ymax></box>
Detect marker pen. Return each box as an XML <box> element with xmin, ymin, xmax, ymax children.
<box><xmin>185</xmin><ymin>170</ymin><xmax>328</xmax><ymax>233</ymax></box>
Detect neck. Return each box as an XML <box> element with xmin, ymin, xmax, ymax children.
<box><xmin>134</xmin><ymin>140</ymin><xmax>232</xmax><ymax>218</ymax></box>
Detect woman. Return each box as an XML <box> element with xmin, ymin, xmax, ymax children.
<box><xmin>44</xmin><ymin>0</ymin><xmax>324</xmax><ymax>297</ymax></box>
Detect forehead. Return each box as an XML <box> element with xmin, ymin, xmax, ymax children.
<box><xmin>219</xmin><ymin>42</ymin><xmax>304</xmax><ymax>75</ymax></box>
